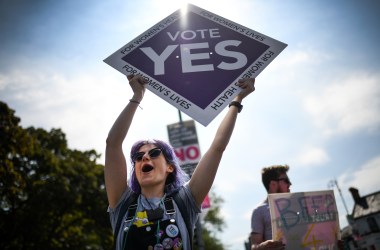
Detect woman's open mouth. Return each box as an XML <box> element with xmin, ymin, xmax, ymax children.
<box><xmin>142</xmin><ymin>164</ymin><xmax>154</xmax><ymax>173</ymax></box>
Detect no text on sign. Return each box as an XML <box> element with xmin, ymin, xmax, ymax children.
<box><xmin>104</xmin><ymin>4</ymin><xmax>287</xmax><ymax>126</ymax></box>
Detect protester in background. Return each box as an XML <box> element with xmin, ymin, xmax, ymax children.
<box><xmin>250</xmin><ymin>165</ymin><xmax>291</xmax><ymax>250</ymax></box>
<box><xmin>105</xmin><ymin>75</ymin><xmax>255</xmax><ymax>250</ymax></box>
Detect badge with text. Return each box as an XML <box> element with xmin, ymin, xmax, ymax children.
<box><xmin>104</xmin><ymin>4</ymin><xmax>287</xmax><ymax>126</ymax></box>
<box><xmin>268</xmin><ymin>190</ymin><xmax>341</xmax><ymax>250</ymax></box>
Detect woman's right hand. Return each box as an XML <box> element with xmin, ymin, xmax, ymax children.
<box><xmin>127</xmin><ymin>74</ymin><xmax>147</xmax><ymax>101</ymax></box>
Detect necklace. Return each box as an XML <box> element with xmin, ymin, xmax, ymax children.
<box><xmin>144</xmin><ymin>197</ymin><xmax>164</xmax><ymax>221</ymax></box>
<box><xmin>144</xmin><ymin>197</ymin><xmax>165</xmax><ymax>247</ymax></box>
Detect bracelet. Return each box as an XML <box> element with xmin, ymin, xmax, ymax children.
<box><xmin>228</xmin><ymin>101</ymin><xmax>243</xmax><ymax>113</ymax></box>
<box><xmin>129</xmin><ymin>99</ymin><xmax>143</xmax><ymax>109</ymax></box>
<box><xmin>129</xmin><ymin>99</ymin><xmax>140</xmax><ymax>104</ymax></box>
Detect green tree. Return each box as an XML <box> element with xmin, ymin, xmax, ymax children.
<box><xmin>194</xmin><ymin>190</ymin><xmax>226</xmax><ymax>250</ymax></box>
<box><xmin>0</xmin><ymin>101</ymin><xmax>113</xmax><ymax>249</ymax></box>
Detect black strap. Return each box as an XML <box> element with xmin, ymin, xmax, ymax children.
<box><xmin>163</xmin><ymin>197</ymin><xmax>175</xmax><ymax>214</ymax></box>
<box><xmin>113</xmin><ymin>192</ymin><xmax>138</xmax><ymax>250</ymax></box>
<box><xmin>124</xmin><ymin>204</ymin><xmax>137</xmax><ymax>222</ymax></box>
<box><xmin>172</xmin><ymin>193</ymin><xmax>194</xmax><ymax>248</ymax></box>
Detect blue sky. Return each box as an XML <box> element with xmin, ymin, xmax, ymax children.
<box><xmin>1</xmin><ymin>0</ymin><xmax>380</xmax><ymax>249</ymax></box>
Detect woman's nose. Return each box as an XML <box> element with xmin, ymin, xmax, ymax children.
<box><xmin>142</xmin><ymin>153</ymin><xmax>149</xmax><ymax>161</ymax></box>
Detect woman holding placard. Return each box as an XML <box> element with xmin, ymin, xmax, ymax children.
<box><xmin>105</xmin><ymin>74</ymin><xmax>255</xmax><ymax>249</ymax></box>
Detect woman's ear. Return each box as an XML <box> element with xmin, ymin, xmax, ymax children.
<box><xmin>167</xmin><ymin>164</ymin><xmax>174</xmax><ymax>173</ymax></box>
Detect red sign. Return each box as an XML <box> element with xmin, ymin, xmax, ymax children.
<box><xmin>174</xmin><ymin>144</ymin><xmax>201</xmax><ymax>164</ymax></box>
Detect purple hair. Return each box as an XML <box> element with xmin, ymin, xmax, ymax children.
<box><xmin>129</xmin><ymin>139</ymin><xmax>189</xmax><ymax>195</ymax></box>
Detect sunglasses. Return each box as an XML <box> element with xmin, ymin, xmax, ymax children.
<box><xmin>132</xmin><ymin>148</ymin><xmax>162</xmax><ymax>162</ymax></box>
<box><xmin>275</xmin><ymin>177</ymin><xmax>291</xmax><ymax>185</ymax></box>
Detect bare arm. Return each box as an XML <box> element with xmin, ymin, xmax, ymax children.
<box><xmin>105</xmin><ymin>75</ymin><xmax>146</xmax><ymax>208</ymax></box>
<box><xmin>189</xmin><ymin>78</ymin><xmax>255</xmax><ymax>206</ymax></box>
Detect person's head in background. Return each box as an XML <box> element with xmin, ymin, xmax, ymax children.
<box><xmin>261</xmin><ymin>165</ymin><xmax>291</xmax><ymax>194</ymax></box>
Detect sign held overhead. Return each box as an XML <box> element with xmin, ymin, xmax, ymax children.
<box><xmin>104</xmin><ymin>4</ymin><xmax>287</xmax><ymax>126</ymax></box>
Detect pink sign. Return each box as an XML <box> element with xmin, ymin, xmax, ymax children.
<box><xmin>268</xmin><ymin>190</ymin><xmax>341</xmax><ymax>250</ymax></box>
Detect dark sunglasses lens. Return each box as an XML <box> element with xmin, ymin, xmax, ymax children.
<box><xmin>133</xmin><ymin>148</ymin><xmax>162</xmax><ymax>162</ymax></box>
<box><xmin>149</xmin><ymin>148</ymin><xmax>162</xmax><ymax>158</ymax></box>
<box><xmin>133</xmin><ymin>152</ymin><xmax>144</xmax><ymax>162</ymax></box>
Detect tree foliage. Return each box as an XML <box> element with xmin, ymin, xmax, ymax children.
<box><xmin>0</xmin><ymin>101</ymin><xmax>228</xmax><ymax>250</ymax></box>
<box><xmin>0</xmin><ymin>101</ymin><xmax>113</xmax><ymax>249</ymax></box>
<box><xmin>194</xmin><ymin>190</ymin><xmax>226</xmax><ymax>250</ymax></box>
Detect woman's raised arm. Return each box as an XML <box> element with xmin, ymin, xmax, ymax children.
<box><xmin>104</xmin><ymin>75</ymin><xmax>146</xmax><ymax>208</ymax></box>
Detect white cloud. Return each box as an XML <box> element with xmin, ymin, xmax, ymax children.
<box><xmin>284</xmin><ymin>50</ymin><xmax>330</xmax><ymax>67</ymax></box>
<box><xmin>303</xmin><ymin>72</ymin><xmax>380</xmax><ymax>136</ymax></box>
<box><xmin>293</xmin><ymin>146</ymin><xmax>330</xmax><ymax>167</ymax></box>
<box><xmin>0</xmin><ymin>67</ymin><xmax>128</xmax><ymax>154</ymax></box>
<box><xmin>267</xmin><ymin>48</ymin><xmax>332</xmax><ymax>75</ymax></box>
<box><xmin>339</xmin><ymin>155</ymin><xmax>380</xmax><ymax>195</ymax></box>
<box><xmin>335</xmin><ymin>155</ymin><xmax>380</xmax><ymax>227</ymax></box>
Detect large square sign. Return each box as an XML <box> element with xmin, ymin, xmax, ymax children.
<box><xmin>268</xmin><ymin>190</ymin><xmax>341</xmax><ymax>250</ymax></box>
<box><xmin>104</xmin><ymin>4</ymin><xmax>287</xmax><ymax>126</ymax></box>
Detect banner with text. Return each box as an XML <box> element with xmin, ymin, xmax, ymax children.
<box><xmin>268</xmin><ymin>190</ymin><xmax>341</xmax><ymax>250</ymax></box>
<box><xmin>167</xmin><ymin>120</ymin><xmax>210</xmax><ymax>209</ymax></box>
<box><xmin>104</xmin><ymin>3</ymin><xmax>287</xmax><ymax>126</ymax></box>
